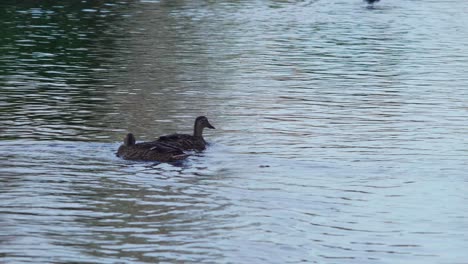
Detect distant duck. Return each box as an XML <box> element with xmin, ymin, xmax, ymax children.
<box><xmin>117</xmin><ymin>133</ymin><xmax>188</xmax><ymax>162</ymax></box>
<box><xmin>364</xmin><ymin>0</ymin><xmax>380</xmax><ymax>4</ymax></box>
<box><xmin>155</xmin><ymin>116</ymin><xmax>215</xmax><ymax>151</ymax></box>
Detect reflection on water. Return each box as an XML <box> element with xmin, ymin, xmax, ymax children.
<box><xmin>1</xmin><ymin>0</ymin><xmax>467</xmax><ymax>263</ymax></box>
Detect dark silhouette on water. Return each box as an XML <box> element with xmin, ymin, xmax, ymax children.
<box><xmin>117</xmin><ymin>116</ymin><xmax>215</xmax><ymax>162</ymax></box>
<box><xmin>155</xmin><ymin>116</ymin><xmax>215</xmax><ymax>151</ymax></box>
<box><xmin>117</xmin><ymin>133</ymin><xmax>188</xmax><ymax>162</ymax></box>
<box><xmin>364</xmin><ymin>0</ymin><xmax>380</xmax><ymax>4</ymax></box>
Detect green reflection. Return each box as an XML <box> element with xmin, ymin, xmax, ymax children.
<box><xmin>0</xmin><ymin>1</ymin><xmax>133</xmax><ymax>141</ymax></box>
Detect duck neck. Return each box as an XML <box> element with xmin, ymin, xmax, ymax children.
<box><xmin>193</xmin><ymin>122</ymin><xmax>204</xmax><ymax>138</ymax></box>
<box><xmin>124</xmin><ymin>134</ymin><xmax>135</xmax><ymax>146</ymax></box>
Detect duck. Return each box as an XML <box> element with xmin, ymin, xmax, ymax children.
<box><xmin>117</xmin><ymin>133</ymin><xmax>188</xmax><ymax>162</ymax></box>
<box><xmin>364</xmin><ymin>0</ymin><xmax>380</xmax><ymax>4</ymax></box>
<box><xmin>155</xmin><ymin>116</ymin><xmax>215</xmax><ymax>151</ymax></box>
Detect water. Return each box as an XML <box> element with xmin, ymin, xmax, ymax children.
<box><xmin>1</xmin><ymin>0</ymin><xmax>467</xmax><ymax>263</ymax></box>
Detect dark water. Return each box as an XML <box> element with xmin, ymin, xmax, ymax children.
<box><xmin>1</xmin><ymin>1</ymin><xmax>467</xmax><ymax>263</ymax></box>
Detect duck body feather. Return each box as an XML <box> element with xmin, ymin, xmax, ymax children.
<box><xmin>157</xmin><ymin>134</ymin><xmax>207</xmax><ymax>151</ymax></box>
<box><xmin>154</xmin><ymin>116</ymin><xmax>215</xmax><ymax>151</ymax></box>
<box><xmin>117</xmin><ymin>134</ymin><xmax>188</xmax><ymax>162</ymax></box>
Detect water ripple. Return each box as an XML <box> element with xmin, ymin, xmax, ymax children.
<box><xmin>1</xmin><ymin>0</ymin><xmax>468</xmax><ymax>263</ymax></box>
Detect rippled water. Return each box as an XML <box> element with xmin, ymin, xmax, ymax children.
<box><xmin>1</xmin><ymin>0</ymin><xmax>467</xmax><ymax>263</ymax></box>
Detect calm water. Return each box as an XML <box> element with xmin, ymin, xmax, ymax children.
<box><xmin>1</xmin><ymin>0</ymin><xmax>467</xmax><ymax>263</ymax></box>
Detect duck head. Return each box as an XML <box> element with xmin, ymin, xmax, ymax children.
<box><xmin>124</xmin><ymin>133</ymin><xmax>136</xmax><ymax>146</ymax></box>
<box><xmin>194</xmin><ymin>116</ymin><xmax>215</xmax><ymax>137</ymax></box>
<box><xmin>196</xmin><ymin>116</ymin><xmax>215</xmax><ymax>129</ymax></box>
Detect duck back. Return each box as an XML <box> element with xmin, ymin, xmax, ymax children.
<box><xmin>117</xmin><ymin>141</ymin><xmax>187</xmax><ymax>162</ymax></box>
<box><xmin>157</xmin><ymin>133</ymin><xmax>207</xmax><ymax>151</ymax></box>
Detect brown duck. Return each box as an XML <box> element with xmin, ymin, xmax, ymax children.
<box><xmin>117</xmin><ymin>133</ymin><xmax>188</xmax><ymax>162</ymax></box>
<box><xmin>155</xmin><ymin>116</ymin><xmax>215</xmax><ymax>151</ymax></box>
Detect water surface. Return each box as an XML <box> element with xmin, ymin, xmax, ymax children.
<box><xmin>1</xmin><ymin>0</ymin><xmax>467</xmax><ymax>263</ymax></box>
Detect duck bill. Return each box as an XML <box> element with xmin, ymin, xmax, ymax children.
<box><xmin>207</xmin><ymin>121</ymin><xmax>215</xmax><ymax>129</ymax></box>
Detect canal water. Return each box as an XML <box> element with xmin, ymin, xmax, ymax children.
<box><xmin>1</xmin><ymin>1</ymin><xmax>467</xmax><ymax>263</ymax></box>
